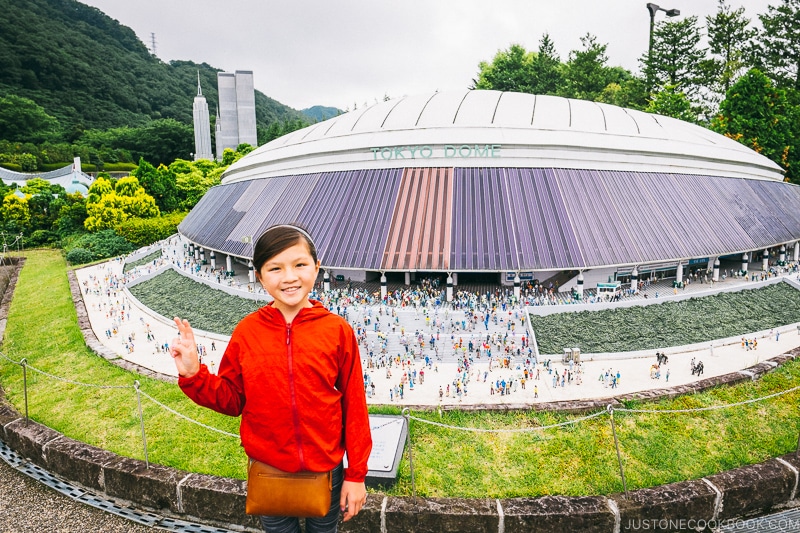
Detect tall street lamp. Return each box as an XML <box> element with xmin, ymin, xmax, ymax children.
<box><xmin>646</xmin><ymin>3</ymin><xmax>680</xmax><ymax>92</ymax></box>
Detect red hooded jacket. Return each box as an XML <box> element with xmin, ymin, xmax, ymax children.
<box><xmin>179</xmin><ymin>300</ymin><xmax>372</xmax><ymax>482</ymax></box>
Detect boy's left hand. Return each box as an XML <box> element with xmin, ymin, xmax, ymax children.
<box><xmin>340</xmin><ymin>480</ymin><xmax>367</xmax><ymax>521</ymax></box>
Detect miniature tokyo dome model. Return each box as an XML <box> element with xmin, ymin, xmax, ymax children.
<box><xmin>177</xmin><ymin>90</ymin><xmax>799</xmax><ymax>286</ymax></box>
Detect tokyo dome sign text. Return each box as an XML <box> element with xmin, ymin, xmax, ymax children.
<box><xmin>370</xmin><ymin>144</ymin><xmax>501</xmax><ymax>160</ymax></box>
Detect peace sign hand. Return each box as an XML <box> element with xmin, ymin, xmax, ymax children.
<box><xmin>171</xmin><ymin>317</ymin><xmax>201</xmax><ymax>378</ymax></box>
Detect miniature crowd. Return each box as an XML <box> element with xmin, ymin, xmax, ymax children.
<box><xmin>73</xmin><ymin>237</ymin><xmax>800</xmax><ymax>407</ymax></box>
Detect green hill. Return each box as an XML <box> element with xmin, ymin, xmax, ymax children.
<box><xmin>0</xmin><ymin>0</ymin><xmax>305</xmax><ymax>141</ymax></box>
<box><xmin>301</xmin><ymin>105</ymin><xmax>342</xmax><ymax>122</ymax></box>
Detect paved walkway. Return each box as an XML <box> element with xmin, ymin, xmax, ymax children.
<box><xmin>0</xmin><ymin>453</ymin><xmax>154</xmax><ymax>533</ymax></box>
<box><xmin>74</xmin><ymin>238</ymin><xmax>800</xmax><ymax>410</ymax></box>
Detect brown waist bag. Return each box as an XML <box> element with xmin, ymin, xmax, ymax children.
<box><xmin>245</xmin><ymin>459</ymin><xmax>333</xmax><ymax>518</ymax></box>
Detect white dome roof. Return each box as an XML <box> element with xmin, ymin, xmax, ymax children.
<box><xmin>223</xmin><ymin>90</ymin><xmax>784</xmax><ymax>183</ymax></box>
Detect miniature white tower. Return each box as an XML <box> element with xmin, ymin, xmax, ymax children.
<box><xmin>192</xmin><ymin>72</ymin><xmax>214</xmax><ymax>161</ymax></box>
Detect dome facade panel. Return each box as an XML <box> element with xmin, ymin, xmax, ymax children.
<box><xmin>380</xmin><ymin>93</ymin><xmax>442</xmax><ymax>130</ymax></box>
<box><xmin>567</xmin><ymin>99</ymin><xmax>607</xmax><ymax>132</ymax></box>
<box><xmin>223</xmin><ymin>91</ymin><xmax>783</xmax><ymax>182</ymax></box>
<box><xmin>295</xmin><ymin>120</ymin><xmax>332</xmax><ymax>143</ymax></box>
<box><xmin>624</xmin><ymin>109</ymin><xmax>666</xmax><ymax>139</ymax></box>
<box><xmin>452</xmin><ymin>90</ymin><xmax>502</xmax><ymax>126</ymax></box>
<box><xmin>349</xmin><ymin>99</ymin><xmax>397</xmax><ymax>132</ymax></box>
<box><xmin>320</xmin><ymin>107</ymin><xmax>367</xmax><ymax>137</ymax></box>
<box><xmin>490</xmin><ymin>92</ymin><xmax>536</xmax><ymax>127</ymax></box>
<box><xmin>415</xmin><ymin>91</ymin><xmax>469</xmax><ymax>128</ymax></box>
<box><xmin>596</xmin><ymin>103</ymin><xmax>640</xmax><ymax>136</ymax></box>
<box><xmin>383</xmin><ymin>168</ymin><xmax>452</xmax><ymax>270</ymax></box>
<box><xmin>531</xmin><ymin>95</ymin><xmax>571</xmax><ymax>130</ymax></box>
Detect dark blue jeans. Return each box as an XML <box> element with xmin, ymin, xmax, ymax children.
<box><xmin>260</xmin><ymin>463</ymin><xmax>343</xmax><ymax>533</ymax></box>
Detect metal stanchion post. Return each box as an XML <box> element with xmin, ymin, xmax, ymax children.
<box><xmin>134</xmin><ymin>380</ymin><xmax>149</xmax><ymax>468</ymax></box>
<box><xmin>796</xmin><ymin>429</ymin><xmax>800</xmax><ymax>458</ymax></box>
<box><xmin>608</xmin><ymin>404</ymin><xmax>628</xmax><ymax>497</ymax></box>
<box><xmin>401</xmin><ymin>408</ymin><xmax>416</xmax><ymax>504</ymax></box>
<box><xmin>20</xmin><ymin>358</ymin><xmax>28</xmax><ymax>424</ymax></box>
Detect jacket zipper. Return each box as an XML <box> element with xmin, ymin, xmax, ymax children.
<box><xmin>286</xmin><ymin>323</ymin><xmax>306</xmax><ymax>469</ymax></box>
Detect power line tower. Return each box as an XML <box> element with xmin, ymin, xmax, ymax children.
<box><xmin>149</xmin><ymin>32</ymin><xmax>157</xmax><ymax>56</ymax></box>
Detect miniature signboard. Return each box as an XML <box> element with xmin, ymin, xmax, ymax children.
<box><xmin>344</xmin><ymin>414</ymin><xmax>407</xmax><ymax>488</ymax></box>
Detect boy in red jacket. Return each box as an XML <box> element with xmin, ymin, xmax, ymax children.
<box><xmin>171</xmin><ymin>225</ymin><xmax>372</xmax><ymax>533</ymax></box>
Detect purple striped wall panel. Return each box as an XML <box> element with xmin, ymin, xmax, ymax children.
<box><xmin>646</xmin><ymin>173</ymin><xmax>748</xmax><ymax>256</ymax></box>
<box><xmin>740</xmin><ymin>179</ymin><xmax>797</xmax><ymax>246</ymax></box>
<box><xmin>707</xmin><ymin>177</ymin><xmax>776</xmax><ymax>250</ymax></box>
<box><xmin>451</xmin><ymin>168</ymin><xmax>517</xmax><ymax>271</ymax></box>
<box><xmin>300</xmin><ymin>169</ymin><xmax>402</xmax><ymax>270</ymax></box>
<box><xmin>526</xmin><ymin>168</ymin><xmax>585</xmax><ymax>268</ymax></box>
<box><xmin>225</xmin><ymin>176</ymin><xmax>300</xmax><ymax>256</ymax></box>
<box><xmin>179</xmin><ymin>181</ymin><xmax>250</xmax><ymax>251</ymax></box>
<box><xmin>754</xmin><ymin>180</ymin><xmax>800</xmax><ymax>235</ymax></box>
<box><xmin>214</xmin><ymin>180</ymin><xmax>272</xmax><ymax>252</ymax></box>
<box><xmin>598</xmin><ymin>171</ymin><xmax>691</xmax><ymax>263</ymax></box>
<box><xmin>348</xmin><ymin>169</ymin><xmax>403</xmax><ymax>268</ymax></box>
<box><xmin>220</xmin><ymin>175</ymin><xmax>318</xmax><ymax>258</ymax></box>
<box><xmin>504</xmin><ymin>170</ymin><xmax>536</xmax><ymax>269</ymax></box>
<box><xmin>554</xmin><ymin>169</ymin><xmax>643</xmax><ymax>267</ymax></box>
<box><xmin>481</xmin><ymin>169</ymin><xmax>507</xmax><ymax>270</ymax></box>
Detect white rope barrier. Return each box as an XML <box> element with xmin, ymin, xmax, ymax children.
<box><xmin>25</xmin><ymin>364</ymin><xmax>133</xmax><ymax>390</ymax></box>
<box><xmin>137</xmin><ymin>390</ymin><xmax>240</xmax><ymax>439</ymax></box>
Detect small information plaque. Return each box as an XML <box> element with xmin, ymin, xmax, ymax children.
<box><xmin>344</xmin><ymin>414</ymin><xmax>407</xmax><ymax>488</ymax></box>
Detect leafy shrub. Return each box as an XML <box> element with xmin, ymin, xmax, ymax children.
<box><xmin>115</xmin><ymin>211</ymin><xmax>185</xmax><ymax>247</ymax></box>
<box><xmin>17</xmin><ymin>153</ymin><xmax>38</xmax><ymax>171</ymax></box>
<box><xmin>66</xmin><ymin>229</ymin><xmax>134</xmax><ymax>260</ymax></box>
<box><xmin>103</xmin><ymin>162</ymin><xmax>137</xmax><ymax>172</ymax></box>
<box><xmin>65</xmin><ymin>247</ymin><xmax>94</xmax><ymax>265</ymax></box>
<box><xmin>41</xmin><ymin>162</ymin><xmax>71</xmax><ymax>172</ymax></box>
<box><xmin>26</xmin><ymin>229</ymin><xmax>59</xmax><ymax>247</ymax></box>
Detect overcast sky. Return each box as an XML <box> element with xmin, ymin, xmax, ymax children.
<box><xmin>80</xmin><ymin>0</ymin><xmax>774</xmax><ymax>112</ymax></box>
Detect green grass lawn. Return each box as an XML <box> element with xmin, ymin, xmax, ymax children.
<box><xmin>1</xmin><ymin>249</ymin><xmax>799</xmax><ymax>498</ymax></box>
